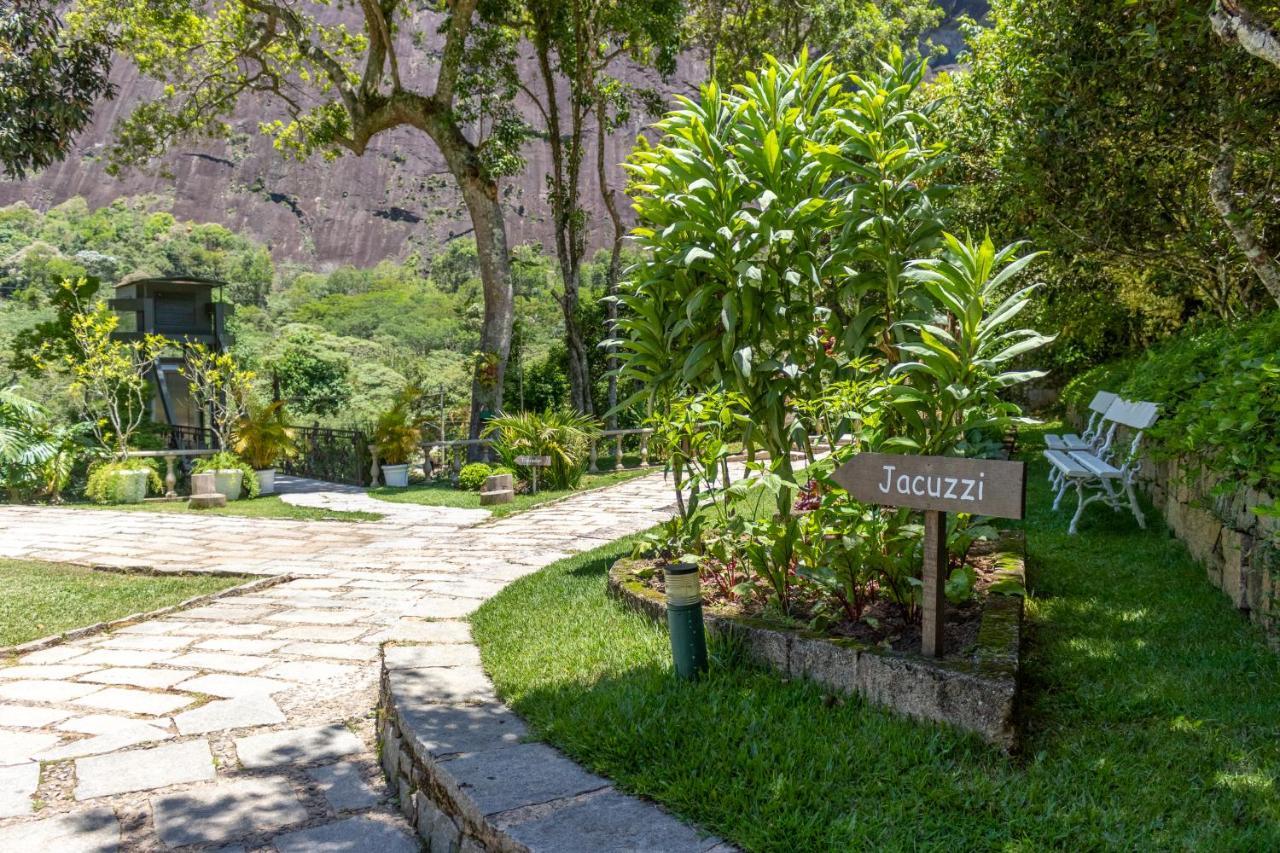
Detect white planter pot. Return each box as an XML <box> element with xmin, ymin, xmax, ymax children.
<box><xmin>212</xmin><ymin>470</ymin><xmax>243</xmax><ymax>502</ymax></box>
<box><xmin>112</xmin><ymin>469</ymin><xmax>150</xmax><ymax>504</ymax></box>
<box><xmin>255</xmin><ymin>468</ymin><xmax>276</xmax><ymax>495</ymax></box>
<box><xmin>382</xmin><ymin>464</ymin><xmax>410</xmax><ymax>488</ymax></box>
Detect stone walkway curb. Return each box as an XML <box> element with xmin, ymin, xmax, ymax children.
<box><xmin>378</xmin><ymin>642</ymin><xmax>734</xmax><ymax>853</ymax></box>
<box><xmin>1</xmin><ymin>574</ymin><xmax>288</xmax><ymax>658</ymax></box>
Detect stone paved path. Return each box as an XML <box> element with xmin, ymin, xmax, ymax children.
<box><xmin>0</xmin><ymin>472</ymin><xmax>682</xmax><ymax>851</ymax></box>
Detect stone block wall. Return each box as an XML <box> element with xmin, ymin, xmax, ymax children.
<box><xmin>1135</xmin><ymin>455</ymin><xmax>1280</xmax><ymax>644</ymax></box>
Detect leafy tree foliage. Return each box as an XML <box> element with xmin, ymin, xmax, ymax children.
<box><xmin>0</xmin><ymin>1</ymin><xmax>115</xmax><ymax>179</ymax></box>
<box><xmin>934</xmin><ymin>0</ymin><xmax>1280</xmax><ymax>373</ymax></box>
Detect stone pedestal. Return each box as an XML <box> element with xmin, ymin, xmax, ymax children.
<box><xmin>479</xmin><ymin>473</ymin><xmax>514</xmax><ymax>506</ymax></box>
<box><xmin>188</xmin><ymin>472</ymin><xmax>228</xmax><ymax>510</ymax></box>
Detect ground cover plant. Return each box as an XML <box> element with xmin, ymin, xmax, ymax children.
<box><xmin>0</xmin><ymin>558</ymin><xmax>251</xmax><ymax>647</ymax></box>
<box><xmin>1063</xmin><ymin>308</ymin><xmax>1280</xmax><ymax>497</ymax></box>
<box><xmin>471</xmin><ymin>426</ymin><xmax>1280</xmax><ymax>850</ymax></box>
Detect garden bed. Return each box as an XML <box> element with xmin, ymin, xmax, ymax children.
<box><xmin>607</xmin><ymin>532</ymin><xmax>1027</xmax><ymax>750</ymax></box>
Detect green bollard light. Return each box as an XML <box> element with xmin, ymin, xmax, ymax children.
<box><xmin>665</xmin><ymin>562</ymin><xmax>708</xmax><ymax>680</ymax></box>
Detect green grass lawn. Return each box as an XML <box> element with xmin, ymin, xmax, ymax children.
<box><xmin>66</xmin><ymin>494</ymin><xmax>382</xmax><ymax>522</ymax></box>
<box><xmin>471</xmin><ymin>425</ymin><xmax>1280</xmax><ymax>850</ymax></box>
<box><xmin>0</xmin><ymin>559</ymin><xmax>252</xmax><ymax>647</ymax></box>
<box><xmin>370</xmin><ymin>467</ymin><xmax>654</xmax><ymax>518</ymax></box>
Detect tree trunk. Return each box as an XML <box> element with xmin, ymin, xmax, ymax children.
<box><xmin>596</xmin><ymin>90</ymin><xmax>623</xmax><ymax>430</ymax></box>
<box><xmin>1209</xmin><ymin>144</ymin><xmax>1280</xmax><ymax>308</ymax></box>
<box><xmin>458</xmin><ymin>170</ymin><xmax>515</xmax><ymax>458</ymax></box>
<box><xmin>1211</xmin><ymin>1</ymin><xmax>1280</xmax><ymax>69</ymax></box>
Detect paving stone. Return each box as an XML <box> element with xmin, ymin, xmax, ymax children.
<box><xmin>151</xmin><ymin>775</ymin><xmax>308</xmax><ymax>847</ymax></box>
<box><xmin>71</xmin><ymin>687</ymin><xmax>195</xmax><ymax>716</ymax></box>
<box><xmin>113</xmin><ymin>621</ymin><xmax>193</xmax><ymax>636</ymax></box>
<box><xmin>266</xmin><ymin>609</ymin><xmax>373</xmax><ymax>625</ymax></box>
<box><xmin>174</xmin><ymin>694</ymin><xmax>286</xmax><ymax>735</ymax></box>
<box><xmin>0</xmin><ymin>679</ymin><xmax>102</xmax><ymax>703</ymax></box>
<box><xmin>74</xmin><ymin>739</ymin><xmax>215</xmax><ymax>800</ymax></box>
<box><xmin>34</xmin><ymin>726</ymin><xmax>174</xmax><ymax>762</ymax></box>
<box><xmin>307</xmin><ymin>761</ymin><xmax>382</xmax><ymax>811</ymax></box>
<box><xmin>78</xmin><ymin>667</ymin><xmax>199</xmax><ymax>689</ymax></box>
<box><xmin>94</xmin><ymin>635</ymin><xmax>192</xmax><ymax>652</ymax></box>
<box><xmin>502</xmin><ymin>789</ymin><xmax>717</xmax><ymax>852</ymax></box>
<box><xmin>56</xmin><ymin>714</ymin><xmax>172</xmax><ymax>736</ymax></box>
<box><xmin>169</xmin><ymin>622</ymin><xmax>275</xmax><ymax>637</ymax></box>
<box><xmin>0</xmin><ymin>702</ymin><xmax>74</xmax><ymax>728</ymax></box>
<box><xmin>267</xmin><ymin>625</ymin><xmax>369</xmax><ymax>642</ymax></box>
<box><xmin>378</xmin><ymin>619</ymin><xmax>472</xmax><ymax>644</ymax></box>
<box><xmin>385</xmin><ymin>643</ymin><xmax>480</xmax><ymax>669</ymax></box>
<box><xmin>0</xmin><ymin>730</ymin><xmax>62</xmax><ymax>764</ymax></box>
<box><xmin>71</xmin><ymin>649</ymin><xmax>177</xmax><ymax>667</ymax></box>
<box><xmin>278</xmin><ymin>641</ymin><xmax>379</xmax><ymax>662</ymax></box>
<box><xmin>259</xmin><ymin>660</ymin><xmax>359</xmax><ymax>683</ymax></box>
<box><xmin>166</xmin><ymin>651</ymin><xmax>272</xmax><ymax>673</ymax></box>
<box><xmin>0</xmin><ymin>805</ymin><xmax>120</xmax><ymax>851</ymax></box>
<box><xmin>442</xmin><ymin>742</ymin><xmax>606</xmax><ymax>816</ymax></box>
<box><xmin>272</xmin><ymin>816</ymin><xmax>420</xmax><ymax>853</ymax></box>
<box><xmin>194</xmin><ymin>638</ymin><xmax>289</xmax><ymax>654</ymax></box>
<box><xmin>174</xmin><ymin>674</ymin><xmax>293</xmax><ymax>697</ymax></box>
<box><xmin>286</xmin><ymin>578</ymin><xmax>348</xmax><ymax>589</ymax></box>
<box><xmin>235</xmin><ymin>723</ymin><xmax>364</xmax><ymax>769</ymax></box>
<box><xmin>18</xmin><ymin>645</ymin><xmax>90</xmax><ymax>664</ymax></box>
<box><xmin>0</xmin><ymin>761</ymin><xmax>39</xmax><ymax>817</ymax></box>
<box><xmin>397</xmin><ymin>702</ymin><xmax>527</xmax><ymax>758</ymax></box>
<box><xmin>0</xmin><ymin>663</ymin><xmax>101</xmax><ymax>680</ymax></box>
<box><xmin>184</xmin><ymin>605</ymin><xmax>277</xmax><ymax>622</ymax></box>
<box><xmin>404</xmin><ymin>597</ymin><xmax>480</xmax><ymax>619</ymax></box>
<box><xmin>389</xmin><ymin>665</ymin><xmax>496</xmax><ymax>706</ymax></box>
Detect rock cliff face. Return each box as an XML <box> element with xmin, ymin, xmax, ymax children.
<box><xmin>0</xmin><ymin>5</ymin><xmax>984</xmax><ymax>269</ymax></box>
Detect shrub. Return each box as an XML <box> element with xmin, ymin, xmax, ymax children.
<box><xmin>233</xmin><ymin>400</ymin><xmax>298</xmax><ymax>470</ymax></box>
<box><xmin>192</xmin><ymin>451</ymin><xmax>261</xmax><ymax>498</ymax></box>
<box><xmin>373</xmin><ymin>391</ymin><xmax>422</xmax><ymax>466</ymax></box>
<box><xmin>85</xmin><ymin>458</ymin><xmax>161</xmax><ymax>504</ymax></box>
<box><xmin>458</xmin><ymin>462</ymin><xmax>492</xmax><ymax>491</ymax></box>
<box><xmin>484</xmin><ymin>409</ymin><xmax>601</xmax><ymax>491</ymax></box>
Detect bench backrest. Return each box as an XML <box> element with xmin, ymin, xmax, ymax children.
<box><xmin>1102</xmin><ymin>399</ymin><xmax>1159</xmax><ymax>430</ymax></box>
<box><xmin>1088</xmin><ymin>390</ymin><xmax>1118</xmax><ymax>416</ymax></box>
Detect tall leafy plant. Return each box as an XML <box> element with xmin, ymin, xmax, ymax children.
<box><xmin>484</xmin><ymin>409</ymin><xmax>600</xmax><ymax>490</ymax></box>
<box><xmin>889</xmin><ymin>234</ymin><xmax>1054</xmax><ymax>456</ymax></box>
<box><xmin>181</xmin><ymin>344</ymin><xmax>254</xmax><ymax>450</ymax></box>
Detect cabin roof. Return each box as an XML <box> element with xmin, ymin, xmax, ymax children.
<box><xmin>114</xmin><ymin>276</ymin><xmax>225</xmax><ymax>290</ymax></box>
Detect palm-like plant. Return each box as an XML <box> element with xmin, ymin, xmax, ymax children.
<box><xmin>483</xmin><ymin>409</ymin><xmax>601</xmax><ymax>490</ymax></box>
<box><xmin>372</xmin><ymin>392</ymin><xmax>422</xmax><ymax>466</ymax></box>
<box><xmin>889</xmin><ymin>234</ymin><xmax>1054</xmax><ymax>456</ymax></box>
<box><xmin>233</xmin><ymin>400</ymin><xmax>299</xmax><ymax>470</ymax></box>
<box><xmin>0</xmin><ymin>386</ymin><xmax>91</xmax><ymax>502</ymax></box>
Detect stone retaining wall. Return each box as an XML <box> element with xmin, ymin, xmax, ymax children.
<box><xmin>376</xmin><ymin>644</ymin><xmax>731</xmax><ymax>852</ymax></box>
<box><xmin>607</xmin><ymin>533</ymin><xmax>1027</xmax><ymax>751</ymax></box>
<box><xmin>1135</xmin><ymin>455</ymin><xmax>1280</xmax><ymax>644</ymax></box>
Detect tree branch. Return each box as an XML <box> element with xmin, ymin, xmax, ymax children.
<box><xmin>1211</xmin><ymin>0</ymin><xmax>1280</xmax><ymax>69</ymax></box>
<box><xmin>1210</xmin><ymin>142</ymin><xmax>1280</xmax><ymax>307</ymax></box>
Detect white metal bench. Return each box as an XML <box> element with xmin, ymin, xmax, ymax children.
<box><xmin>1045</xmin><ymin>390</ymin><xmax>1116</xmax><ymax>453</ymax></box>
<box><xmin>1044</xmin><ymin>398</ymin><xmax>1159</xmax><ymax>535</ymax></box>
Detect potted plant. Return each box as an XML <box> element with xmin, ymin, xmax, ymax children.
<box><xmin>193</xmin><ymin>451</ymin><xmax>260</xmax><ymax>501</ymax></box>
<box><xmin>233</xmin><ymin>401</ymin><xmax>298</xmax><ymax>495</ymax></box>
<box><xmin>373</xmin><ymin>392</ymin><xmax>421</xmax><ymax>488</ymax></box>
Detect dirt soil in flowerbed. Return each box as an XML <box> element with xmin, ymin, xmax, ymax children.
<box><xmin>638</xmin><ymin>540</ymin><xmax>1007</xmax><ymax>657</ymax></box>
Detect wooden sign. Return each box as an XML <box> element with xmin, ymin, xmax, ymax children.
<box><xmin>831</xmin><ymin>453</ymin><xmax>1025</xmax><ymax>519</ymax></box>
<box><xmin>514</xmin><ymin>455</ymin><xmax>552</xmax><ymax>467</ymax></box>
<box><xmin>832</xmin><ymin>452</ymin><xmax>1026</xmax><ymax>658</ymax></box>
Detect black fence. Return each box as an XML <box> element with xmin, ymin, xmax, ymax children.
<box><xmin>162</xmin><ymin>423</ymin><xmax>371</xmax><ymax>487</ymax></box>
<box><xmin>281</xmin><ymin>425</ymin><xmax>372</xmax><ymax>487</ymax></box>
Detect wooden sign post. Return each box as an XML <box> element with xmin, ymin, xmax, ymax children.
<box><xmin>514</xmin><ymin>454</ymin><xmax>552</xmax><ymax>494</ymax></box>
<box><xmin>832</xmin><ymin>453</ymin><xmax>1026</xmax><ymax>658</ymax></box>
